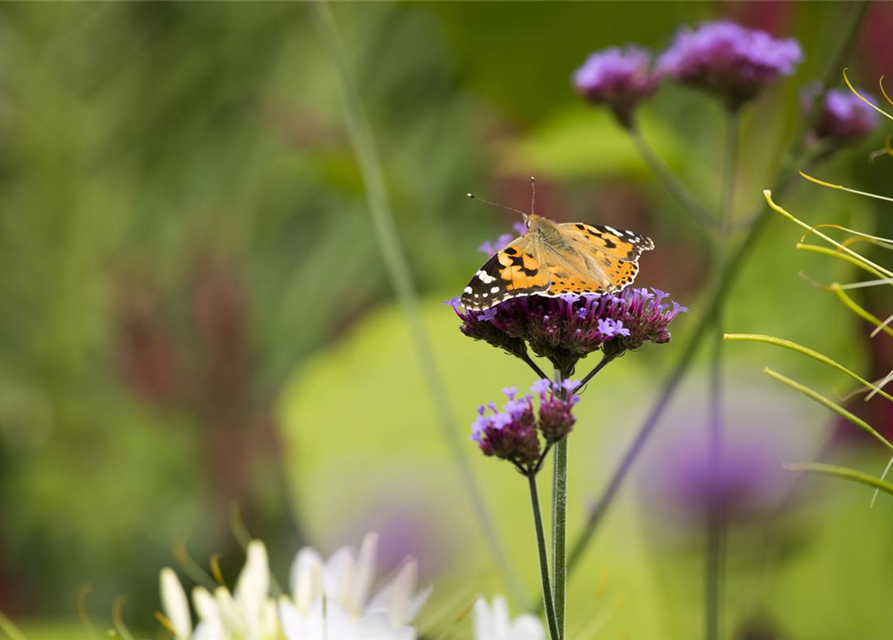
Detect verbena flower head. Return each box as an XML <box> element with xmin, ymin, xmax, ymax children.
<box><xmin>474</xmin><ymin>595</ymin><xmax>545</xmax><ymax>640</ymax></box>
<box><xmin>471</xmin><ymin>380</ymin><xmax>580</xmax><ymax>472</ymax></box>
<box><xmin>802</xmin><ymin>84</ymin><xmax>880</xmax><ymax>146</ymax></box>
<box><xmin>657</xmin><ymin>20</ymin><xmax>802</xmax><ymax>109</ymax></box>
<box><xmin>448</xmin><ymin>288</ymin><xmax>687</xmax><ymax>375</ymax></box>
<box><xmin>573</xmin><ymin>45</ymin><xmax>660</xmax><ymax>127</ymax></box>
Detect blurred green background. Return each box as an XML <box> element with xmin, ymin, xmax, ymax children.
<box><xmin>1</xmin><ymin>1</ymin><xmax>892</xmax><ymax>638</ymax></box>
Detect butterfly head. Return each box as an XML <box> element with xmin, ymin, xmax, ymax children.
<box><xmin>523</xmin><ymin>214</ymin><xmax>562</xmax><ymax>241</ymax></box>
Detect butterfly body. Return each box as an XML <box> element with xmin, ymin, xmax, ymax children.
<box><xmin>461</xmin><ymin>214</ymin><xmax>654</xmax><ymax>311</ymax></box>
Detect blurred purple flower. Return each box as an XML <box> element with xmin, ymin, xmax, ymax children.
<box><xmin>636</xmin><ymin>381</ymin><xmax>814</xmax><ymax>530</ymax></box>
<box><xmin>478</xmin><ymin>233</ymin><xmax>515</xmax><ymax>257</ymax></box>
<box><xmin>658</xmin><ymin>20</ymin><xmax>802</xmax><ymax>109</ymax></box>
<box><xmin>473</xmin><ymin>380</ymin><xmax>581</xmax><ymax>472</ymax></box>
<box><xmin>573</xmin><ymin>46</ymin><xmax>660</xmax><ymax>127</ymax></box>
<box><xmin>448</xmin><ymin>287</ymin><xmax>687</xmax><ymax>375</ymax></box>
<box><xmin>802</xmin><ymin>84</ymin><xmax>880</xmax><ymax>146</ymax></box>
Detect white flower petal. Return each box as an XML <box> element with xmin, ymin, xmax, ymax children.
<box><xmin>290</xmin><ymin>549</ymin><xmax>324</xmax><ymax>614</ymax></box>
<box><xmin>323</xmin><ymin>546</ymin><xmax>356</xmax><ymax>607</ymax></box>
<box><xmin>280</xmin><ymin>596</ymin><xmax>325</xmax><ymax>640</ymax></box>
<box><xmin>491</xmin><ymin>595</ymin><xmax>510</xmax><ymax>638</ymax></box>
<box><xmin>348</xmin><ymin>532</ymin><xmax>378</xmax><ymax>612</ymax></box>
<box><xmin>509</xmin><ymin>614</ymin><xmax>546</xmax><ymax>640</ymax></box>
<box><xmin>235</xmin><ymin>540</ymin><xmax>271</xmax><ymax>639</ymax></box>
<box><xmin>193</xmin><ymin>619</ymin><xmax>225</xmax><ymax>640</ymax></box>
<box><xmin>326</xmin><ymin>603</ymin><xmax>413</xmax><ymax>640</ymax></box>
<box><xmin>290</xmin><ymin>548</ymin><xmax>324</xmax><ymax>607</ymax></box>
<box><xmin>367</xmin><ymin>559</ymin><xmax>429</xmax><ymax>626</ymax></box>
<box><xmin>215</xmin><ymin>586</ymin><xmax>245</xmax><ymax>637</ymax></box>
<box><xmin>405</xmin><ymin>584</ymin><xmax>432</xmax><ymax>624</ymax></box>
<box><xmin>473</xmin><ymin>595</ymin><xmax>544</xmax><ymax>640</ymax></box>
<box><xmin>192</xmin><ymin>587</ymin><xmax>217</xmax><ymax>622</ymax></box>
<box><xmin>260</xmin><ymin>598</ymin><xmax>280</xmax><ymax>639</ymax></box>
<box><xmin>160</xmin><ymin>568</ymin><xmax>191</xmax><ymax>640</ymax></box>
<box><xmin>474</xmin><ymin>597</ymin><xmax>495</xmax><ymax>640</ymax></box>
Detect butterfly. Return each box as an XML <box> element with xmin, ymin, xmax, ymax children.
<box><xmin>461</xmin><ymin>213</ymin><xmax>654</xmax><ymax>311</ymax></box>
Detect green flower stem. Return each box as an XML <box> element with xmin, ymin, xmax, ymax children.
<box><xmin>566</xmin><ymin>0</ymin><xmax>870</xmax><ymax>578</ymax></box>
<box><xmin>528</xmin><ymin>473</ymin><xmax>561</xmax><ymax>640</ymax></box>
<box><xmin>763</xmin><ymin>368</ymin><xmax>893</xmax><ymax>451</ymax></box>
<box><xmin>579</xmin><ymin>353</ymin><xmax>615</xmax><ymax>389</ymax></box>
<box><xmin>522</xmin><ymin>351</ymin><xmax>550</xmax><ymax>381</ymax></box>
<box><xmin>799</xmin><ymin>170</ymin><xmax>893</xmax><ymax>203</ymax></box>
<box><xmin>795</xmin><ymin>244</ymin><xmax>890</xmax><ymax>281</ymax></box>
<box><xmin>551</xmin><ymin>437</ymin><xmax>568</xmax><ymax>638</ymax></box>
<box><xmin>551</xmin><ymin>365</ymin><xmax>574</xmax><ymax>639</ymax></box>
<box><xmin>784</xmin><ymin>462</ymin><xmax>893</xmax><ymax>498</ymax></box>
<box><xmin>724</xmin><ymin>333</ymin><xmax>893</xmax><ymax>403</ymax></box>
<box><xmin>628</xmin><ymin>126</ymin><xmax>718</xmax><ymax>233</ymax></box>
<box><xmin>706</xmin><ymin>107</ymin><xmax>738</xmax><ymax>640</ymax></box>
<box><xmin>832</xmin><ymin>287</ymin><xmax>893</xmax><ymax>340</ymax></box>
<box><xmin>310</xmin><ymin>2</ymin><xmax>526</xmax><ymax>606</ymax></box>
<box><xmin>765</xmin><ymin>190</ymin><xmax>893</xmax><ymax>281</ymax></box>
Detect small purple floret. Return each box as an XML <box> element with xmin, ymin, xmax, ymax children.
<box><xmin>657</xmin><ymin>20</ymin><xmax>802</xmax><ymax>108</ymax></box>
<box><xmin>573</xmin><ymin>46</ymin><xmax>660</xmax><ymax>126</ymax></box>
<box><xmin>479</xmin><ymin>233</ymin><xmax>515</xmax><ymax>257</ymax></box>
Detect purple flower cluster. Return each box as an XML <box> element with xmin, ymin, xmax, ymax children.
<box><xmin>572</xmin><ymin>46</ymin><xmax>660</xmax><ymax>127</ymax></box>
<box><xmin>472</xmin><ymin>380</ymin><xmax>581</xmax><ymax>471</ymax></box>
<box><xmin>447</xmin><ymin>287</ymin><xmax>687</xmax><ymax>375</ymax></box>
<box><xmin>657</xmin><ymin>21</ymin><xmax>802</xmax><ymax>109</ymax></box>
<box><xmin>573</xmin><ymin>20</ymin><xmax>803</xmax><ymax>119</ymax></box>
<box><xmin>802</xmin><ymin>85</ymin><xmax>880</xmax><ymax>146</ymax></box>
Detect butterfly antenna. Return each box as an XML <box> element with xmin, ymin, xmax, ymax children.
<box><xmin>466</xmin><ymin>193</ymin><xmax>528</xmax><ymax>217</ymax></box>
<box><xmin>530</xmin><ymin>176</ymin><xmax>536</xmax><ymax>215</ymax></box>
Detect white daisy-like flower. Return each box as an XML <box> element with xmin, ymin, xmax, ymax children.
<box><xmin>160</xmin><ymin>540</ymin><xmax>282</xmax><ymax>640</ymax></box>
<box><xmin>474</xmin><ymin>595</ymin><xmax>545</xmax><ymax>640</ymax></box>
<box><xmin>279</xmin><ymin>532</ymin><xmax>431</xmax><ymax>640</ymax></box>
<box><xmin>159</xmin><ymin>533</ymin><xmax>429</xmax><ymax>640</ymax></box>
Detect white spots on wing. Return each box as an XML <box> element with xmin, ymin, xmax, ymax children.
<box><xmin>604</xmin><ymin>225</ymin><xmax>621</xmax><ymax>235</ymax></box>
<box><xmin>482</xmin><ymin>292</ymin><xmax>489</xmax><ymax>298</ymax></box>
<box><xmin>490</xmin><ymin>286</ymin><xmax>500</xmax><ymax>294</ymax></box>
<box><xmin>464</xmin><ymin>286</ymin><xmax>473</xmax><ymax>294</ymax></box>
<box><xmin>476</xmin><ymin>270</ymin><xmax>496</xmax><ymax>284</ymax></box>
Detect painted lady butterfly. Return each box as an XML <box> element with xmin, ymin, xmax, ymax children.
<box><xmin>461</xmin><ymin>213</ymin><xmax>654</xmax><ymax>311</ymax></box>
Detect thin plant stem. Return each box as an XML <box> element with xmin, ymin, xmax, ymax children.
<box><xmin>832</xmin><ymin>287</ymin><xmax>893</xmax><ymax>340</ymax></box>
<box><xmin>785</xmin><ymin>462</ymin><xmax>893</xmax><ymax>497</ymax></box>
<box><xmin>0</xmin><ymin>612</ymin><xmax>27</xmax><ymax>640</ymax></box>
<box><xmin>579</xmin><ymin>353</ymin><xmax>615</xmax><ymax>389</ymax></box>
<box><xmin>763</xmin><ymin>368</ymin><xmax>893</xmax><ymax>451</ymax></box>
<box><xmin>565</xmin><ymin>0</ymin><xmax>870</xmax><ymax>577</ymax></box>
<box><xmin>310</xmin><ymin>2</ymin><xmax>527</xmax><ymax>607</ymax></box>
<box><xmin>551</xmin><ymin>437</ymin><xmax>568</xmax><ymax>638</ymax></box>
<box><xmin>551</xmin><ymin>366</ymin><xmax>571</xmax><ymax>638</ymax></box>
<box><xmin>522</xmin><ymin>351</ymin><xmax>550</xmax><ymax>381</ymax></box>
<box><xmin>724</xmin><ymin>333</ymin><xmax>893</xmax><ymax>402</ymax></box>
<box><xmin>706</xmin><ymin>108</ymin><xmax>737</xmax><ymax>640</ymax></box>
<box><xmin>628</xmin><ymin>126</ymin><xmax>718</xmax><ymax>232</ymax></box>
<box><xmin>528</xmin><ymin>473</ymin><xmax>561</xmax><ymax>640</ymax></box>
